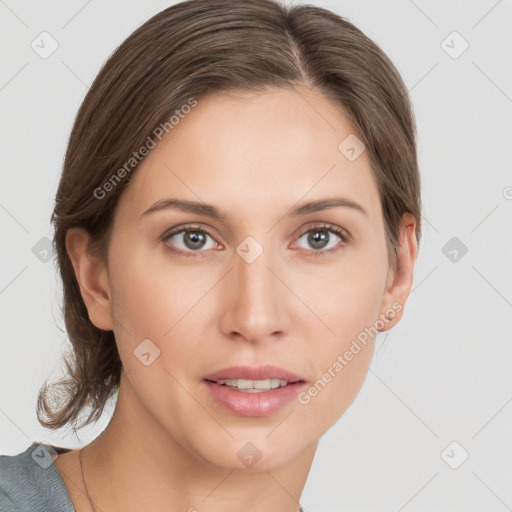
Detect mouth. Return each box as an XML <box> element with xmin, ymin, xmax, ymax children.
<box><xmin>203</xmin><ymin>365</ymin><xmax>307</xmax><ymax>417</ymax></box>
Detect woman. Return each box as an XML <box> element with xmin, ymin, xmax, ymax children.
<box><xmin>0</xmin><ymin>0</ymin><xmax>420</xmax><ymax>510</ymax></box>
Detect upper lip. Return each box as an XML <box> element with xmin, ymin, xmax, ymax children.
<box><xmin>204</xmin><ymin>365</ymin><xmax>305</xmax><ymax>383</ymax></box>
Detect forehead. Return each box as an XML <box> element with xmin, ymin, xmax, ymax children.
<box><xmin>116</xmin><ymin>86</ymin><xmax>381</xmax><ymax>225</ymax></box>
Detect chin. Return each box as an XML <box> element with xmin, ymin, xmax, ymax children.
<box><xmin>191</xmin><ymin>433</ymin><xmax>308</xmax><ymax>472</ymax></box>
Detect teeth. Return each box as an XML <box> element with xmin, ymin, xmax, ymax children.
<box><xmin>216</xmin><ymin>378</ymin><xmax>288</xmax><ymax>392</ymax></box>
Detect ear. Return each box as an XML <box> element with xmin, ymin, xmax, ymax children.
<box><xmin>65</xmin><ymin>227</ymin><xmax>113</xmax><ymax>331</ymax></box>
<box><xmin>378</xmin><ymin>213</ymin><xmax>418</xmax><ymax>331</ymax></box>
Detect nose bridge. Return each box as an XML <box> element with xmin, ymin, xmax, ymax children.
<box><xmin>222</xmin><ymin>234</ymin><xmax>285</xmax><ymax>341</ymax></box>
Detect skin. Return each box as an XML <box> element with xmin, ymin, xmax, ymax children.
<box><xmin>55</xmin><ymin>85</ymin><xmax>417</xmax><ymax>512</ymax></box>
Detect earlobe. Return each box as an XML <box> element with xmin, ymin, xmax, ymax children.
<box><xmin>378</xmin><ymin>213</ymin><xmax>418</xmax><ymax>332</ymax></box>
<box><xmin>65</xmin><ymin>227</ymin><xmax>114</xmax><ymax>331</ymax></box>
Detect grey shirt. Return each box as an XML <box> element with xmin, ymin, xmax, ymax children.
<box><xmin>0</xmin><ymin>442</ymin><xmax>75</xmax><ymax>512</ymax></box>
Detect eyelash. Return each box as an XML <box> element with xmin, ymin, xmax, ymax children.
<box><xmin>161</xmin><ymin>222</ymin><xmax>350</xmax><ymax>258</ymax></box>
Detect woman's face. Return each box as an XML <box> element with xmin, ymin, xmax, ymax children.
<box><xmin>78</xmin><ymin>85</ymin><xmax>415</xmax><ymax>471</ymax></box>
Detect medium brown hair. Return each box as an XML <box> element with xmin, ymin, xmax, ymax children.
<box><xmin>37</xmin><ymin>0</ymin><xmax>421</xmax><ymax>430</ymax></box>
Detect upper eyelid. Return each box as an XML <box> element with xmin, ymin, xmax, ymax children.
<box><xmin>300</xmin><ymin>223</ymin><xmax>349</xmax><ymax>237</ymax></box>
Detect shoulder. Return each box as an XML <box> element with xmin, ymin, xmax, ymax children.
<box><xmin>0</xmin><ymin>442</ymin><xmax>75</xmax><ymax>512</ymax></box>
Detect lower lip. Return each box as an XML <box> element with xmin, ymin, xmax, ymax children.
<box><xmin>204</xmin><ymin>381</ymin><xmax>306</xmax><ymax>417</ymax></box>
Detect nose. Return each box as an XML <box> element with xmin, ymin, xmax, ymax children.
<box><xmin>219</xmin><ymin>239</ymin><xmax>291</xmax><ymax>344</ymax></box>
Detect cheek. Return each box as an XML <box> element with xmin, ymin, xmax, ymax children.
<box><xmin>108</xmin><ymin>242</ymin><xmax>207</xmax><ymax>337</ymax></box>
<box><xmin>106</xmin><ymin>245</ymin><xmax>216</xmax><ymax>397</ymax></box>
<box><xmin>106</xmin><ymin>256</ymin><xmax>210</xmax><ymax>433</ymax></box>
<box><xmin>293</xmin><ymin>249</ymin><xmax>386</xmax><ymax>430</ymax></box>
<box><xmin>295</xmin><ymin>267</ymin><xmax>383</xmax><ymax>433</ymax></box>
<box><xmin>311</xmin><ymin>248</ymin><xmax>388</xmax><ymax>342</ymax></box>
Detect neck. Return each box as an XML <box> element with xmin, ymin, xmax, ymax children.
<box><xmin>83</xmin><ymin>371</ymin><xmax>316</xmax><ymax>512</ymax></box>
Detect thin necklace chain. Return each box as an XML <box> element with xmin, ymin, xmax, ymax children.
<box><xmin>79</xmin><ymin>447</ymin><xmax>97</xmax><ymax>512</ymax></box>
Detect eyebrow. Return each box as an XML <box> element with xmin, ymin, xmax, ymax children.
<box><xmin>141</xmin><ymin>196</ymin><xmax>367</xmax><ymax>219</ymax></box>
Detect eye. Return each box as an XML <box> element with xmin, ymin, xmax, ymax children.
<box><xmin>162</xmin><ymin>225</ymin><xmax>219</xmax><ymax>257</ymax></box>
<box><xmin>161</xmin><ymin>222</ymin><xmax>349</xmax><ymax>258</ymax></box>
<box><xmin>294</xmin><ymin>223</ymin><xmax>349</xmax><ymax>256</ymax></box>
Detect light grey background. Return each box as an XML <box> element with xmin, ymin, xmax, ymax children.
<box><xmin>1</xmin><ymin>1</ymin><xmax>511</xmax><ymax>511</ymax></box>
